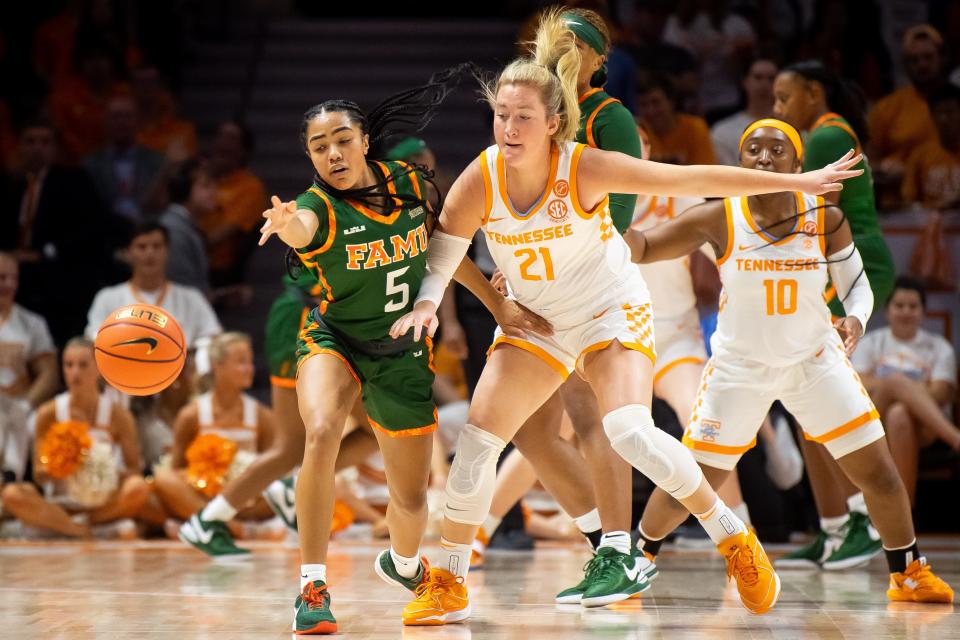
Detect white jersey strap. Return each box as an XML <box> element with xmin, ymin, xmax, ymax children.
<box><xmin>241</xmin><ymin>394</ymin><xmax>257</xmax><ymax>428</ymax></box>
<box><xmin>95</xmin><ymin>393</ymin><xmax>113</xmax><ymax>428</ymax></box>
<box><xmin>197</xmin><ymin>392</ymin><xmax>214</xmax><ymax>427</ymax></box>
<box><xmin>54</xmin><ymin>393</ymin><xmax>70</xmax><ymax>423</ymax></box>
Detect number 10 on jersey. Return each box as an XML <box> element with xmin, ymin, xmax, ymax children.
<box><xmin>763</xmin><ymin>278</ymin><xmax>797</xmax><ymax>315</ymax></box>
<box><xmin>515</xmin><ymin>247</ymin><xmax>555</xmax><ymax>281</ymax></box>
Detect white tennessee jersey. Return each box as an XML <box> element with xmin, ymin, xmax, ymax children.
<box><xmin>712</xmin><ymin>192</ymin><xmax>834</xmax><ymax>366</ymax></box>
<box><xmin>632</xmin><ymin>195</ymin><xmax>704</xmax><ymax>320</ymax></box>
<box><xmin>479</xmin><ymin>141</ymin><xmax>642</xmax><ymax>330</ymax></box>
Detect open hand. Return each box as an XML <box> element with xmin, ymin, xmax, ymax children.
<box><xmin>389</xmin><ymin>300</ymin><xmax>439</xmax><ymax>341</ymax></box>
<box><xmin>495</xmin><ymin>299</ymin><xmax>554</xmax><ymax>338</ymax></box>
<box><xmin>800</xmin><ymin>150</ymin><xmax>865</xmax><ymax>194</ymax></box>
<box><xmin>834</xmin><ymin>316</ymin><xmax>863</xmax><ymax>356</ymax></box>
<box><xmin>258</xmin><ymin>196</ymin><xmax>299</xmax><ymax>246</ymax></box>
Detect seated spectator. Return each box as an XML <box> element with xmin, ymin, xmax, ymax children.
<box><xmin>868</xmin><ymin>25</ymin><xmax>945</xmax><ymax>203</ymax></box>
<box><xmin>637</xmin><ymin>73</ymin><xmax>716</xmax><ymax>165</ymax></box>
<box><xmin>158</xmin><ymin>160</ymin><xmax>216</xmax><ymax>292</ymax></box>
<box><xmin>133</xmin><ymin>66</ymin><xmax>198</xmax><ymax>161</ymax></box>
<box><xmin>902</xmin><ymin>83</ymin><xmax>960</xmax><ymax>209</ymax></box>
<box><xmin>0</xmin><ymin>252</ymin><xmax>59</xmax><ymax>480</ymax></box>
<box><xmin>622</xmin><ymin>1</ymin><xmax>699</xmax><ymax>113</ymax></box>
<box><xmin>199</xmin><ymin>120</ymin><xmax>267</xmax><ymax>288</ymax></box>
<box><xmin>852</xmin><ymin>277</ymin><xmax>960</xmax><ymax>505</ymax></box>
<box><xmin>0</xmin><ymin>119</ymin><xmax>112</xmax><ymax>347</ymax></box>
<box><xmin>48</xmin><ymin>42</ymin><xmax>130</xmax><ymax>163</ymax></box>
<box><xmin>1</xmin><ymin>337</ymin><xmax>148</xmax><ymax>539</ymax></box>
<box><xmin>662</xmin><ymin>0</ymin><xmax>757</xmax><ymax>121</ymax></box>
<box><xmin>152</xmin><ymin>333</ymin><xmax>279</xmax><ymax>539</ymax></box>
<box><xmin>83</xmin><ymin>93</ymin><xmax>165</xmax><ymax>225</ymax></box>
<box><xmin>711</xmin><ymin>59</ymin><xmax>777</xmax><ymax>166</ymax></box>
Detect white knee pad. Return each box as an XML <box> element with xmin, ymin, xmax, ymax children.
<box><xmin>602</xmin><ymin>404</ymin><xmax>702</xmax><ymax>500</ymax></box>
<box><xmin>444</xmin><ymin>424</ymin><xmax>507</xmax><ymax>525</ymax></box>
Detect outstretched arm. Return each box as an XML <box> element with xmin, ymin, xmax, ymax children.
<box><xmin>577</xmin><ymin>147</ymin><xmax>863</xmax><ymax>207</ymax></box>
<box><xmin>625</xmin><ymin>201</ymin><xmax>727</xmax><ymax>264</ymax></box>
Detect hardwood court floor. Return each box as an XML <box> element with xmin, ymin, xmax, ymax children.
<box><xmin>1</xmin><ymin>537</ymin><xmax>957</xmax><ymax>639</ymax></box>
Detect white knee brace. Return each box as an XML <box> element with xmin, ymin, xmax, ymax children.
<box><xmin>602</xmin><ymin>404</ymin><xmax>702</xmax><ymax>500</ymax></box>
<box><xmin>444</xmin><ymin>424</ymin><xmax>507</xmax><ymax>525</ymax></box>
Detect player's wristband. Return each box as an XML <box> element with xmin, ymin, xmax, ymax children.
<box><xmin>827</xmin><ymin>243</ymin><xmax>873</xmax><ymax>330</ymax></box>
<box><xmin>415</xmin><ymin>231</ymin><xmax>472</xmax><ymax>307</ymax></box>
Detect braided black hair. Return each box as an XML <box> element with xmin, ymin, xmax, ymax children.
<box><xmin>784</xmin><ymin>60</ymin><xmax>870</xmax><ymax>147</ymax></box>
<box><xmin>743</xmin><ymin>201</ymin><xmax>866</xmax><ymax>305</ymax></box>
<box><xmin>286</xmin><ymin>63</ymin><xmax>478</xmax><ymax>276</ymax></box>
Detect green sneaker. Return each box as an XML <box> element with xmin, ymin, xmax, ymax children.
<box><xmin>294</xmin><ymin>579</ymin><xmax>337</xmax><ymax>635</ymax></box>
<box><xmin>822</xmin><ymin>512</ymin><xmax>882</xmax><ymax>570</ymax></box>
<box><xmin>373</xmin><ymin>549</ymin><xmax>428</xmax><ymax>591</ymax></box>
<box><xmin>579</xmin><ymin>546</ymin><xmax>651</xmax><ymax>607</ymax></box>
<box><xmin>178</xmin><ymin>514</ymin><xmax>251</xmax><ymax>561</ymax></box>
<box><xmin>263</xmin><ymin>476</ymin><xmax>298</xmax><ymax>532</ymax></box>
<box><xmin>555</xmin><ymin>554</ymin><xmax>597</xmax><ymax>604</ymax></box>
<box><xmin>776</xmin><ymin>531</ymin><xmax>841</xmax><ymax>569</ymax></box>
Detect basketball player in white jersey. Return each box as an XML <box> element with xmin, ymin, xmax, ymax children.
<box><xmin>628</xmin><ymin>118</ymin><xmax>954</xmax><ymax>604</ymax></box>
<box><xmin>1</xmin><ymin>338</ymin><xmax>148</xmax><ymax>538</ymax></box>
<box><xmin>387</xmin><ymin>9</ymin><xmax>864</xmax><ymax>624</ymax></box>
<box><xmin>154</xmin><ymin>333</ymin><xmax>278</xmax><ymax>547</ymax></box>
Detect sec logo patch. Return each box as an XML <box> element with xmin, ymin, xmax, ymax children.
<box><xmin>553</xmin><ymin>180</ymin><xmax>570</xmax><ymax>198</ymax></box>
<box><xmin>547</xmin><ymin>199</ymin><xmax>569</xmax><ymax>222</ymax></box>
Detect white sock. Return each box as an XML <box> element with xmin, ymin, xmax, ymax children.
<box><xmin>820</xmin><ymin>514</ymin><xmax>849</xmax><ymax>537</ymax></box>
<box><xmin>438</xmin><ymin>537</ymin><xmax>472</xmax><ymax>579</ymax></box>
<box><xmin>846</xmin><ymin>492</ymin><xmax>868</xmax><ymax>516</ymax></box>
<box><xmin>731</xmin><ymin>502</ymin><xmax>752</xmax><ymax>526</ymax></box>
<box><xmin>300</xmin><ymin>563</ymin><xmax>326</xmax><ymax>589</ymax></box>
<box><xmin>694</xmin><ymin>498</ymin><xmax>746</xmax><ymax>544</ymax></box>
<box><xmin>390</xmin><ymin>547</ymin><xmax>421</xmax><ymax>579</ymax></box>
<box><xmin>201</xmin><ymin>495</ymin><xmax>238</xmax><ymax>522</ymax></box>
<box><xmin>481</xmin><ymin>514</ymin><xmax>502</xmax><ymax>539</ymax></box>
<box><xmin>598</xmin><ymin>530</ymin><xmax>632</xmax><ymax>555</ymax></box>
<box><xmin>573</xmin><ymin>508</ymin><xmax>601</xmax><ymax>533</ymax></box>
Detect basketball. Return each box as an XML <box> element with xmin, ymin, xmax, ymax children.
<box><xmin>94</xmin><ymin>303</ymin><xmax>186</xmax><ymax>396</ymax></box>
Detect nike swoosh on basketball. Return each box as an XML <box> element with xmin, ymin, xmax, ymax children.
<box><xmin>113</xmin><ymin>336</ymin><xmax>158</xmax><ymax>355</ymax></box>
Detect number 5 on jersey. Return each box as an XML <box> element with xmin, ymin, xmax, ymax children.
<box><xmin>385</xmin><ymin>266</ymin><xmax>410</xmax><ymax>312</ymax></box>
<box><xmin>763</xmin><ymin>278</ymin><xmax>797</xmax><ymax>315</ymax></box>
<box><xmin>515</xmin><ymin>247</ymin><xmax>555</xmax><ymax>281</ymax></box>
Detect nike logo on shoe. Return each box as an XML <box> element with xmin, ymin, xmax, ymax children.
<box><xmin>624</xmin><ymin>558</ymin><xmax>645</xmax><ymax>582</ymax></box>
<box><xmin>185</xmin><ymin>516</ymin><xmax>215</xmax><ymax>545</ymax></box>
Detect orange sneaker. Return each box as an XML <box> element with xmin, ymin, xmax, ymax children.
<box><xmin>718</xmin><ymin>529</ymin><xmax>781</xmax><ymax>614</ymax></box>
<box><xmin>402</xmin><ymin>567</ymin><xmax>471</xmax><ymax>626</ymax></box>
<box><xmin>470</xmin><ymin>529</ymin><xmax>489</xmax><ymax>570</ymax></box>
<box><xmin>887</xmin><ymin>558</ymin><xmax>955</xmax><ymax>604</ymax></box>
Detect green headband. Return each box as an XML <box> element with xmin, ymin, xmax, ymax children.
<box><xmin>385</xmin><ymin>136</ymin><xmax>427</xmax><ymax>161</ymax></box>
<box><xmin>561</xmin><ymin>12</ymin><xmax>606</xmax><ymax>55</ymax></box>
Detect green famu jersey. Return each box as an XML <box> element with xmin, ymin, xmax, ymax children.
<box><xmin>576</xmin><ymin>88</ymin><xmax>643</xmax><ymax>234</ymax></box>
<box><xmin>294</xmin><ymin>161</ymin><xmax>429</xmax><ymax>341</ymax></box>
<box><xmin>804</xmin><ymin>112</ymin><xmax>895</xmax><ymax>313</ymax></box>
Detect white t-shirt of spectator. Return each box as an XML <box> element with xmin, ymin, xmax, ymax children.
<box><xmin>0</xmin><ymin>304</ymin><xmax>55</xmax><ymax>398</ymax></box>
<box><xmin>852</xmin><ymin>327</ymin><xmax>957</xmax><ymax>386</ymax></box>
<box><xmin>710</xmin><ymin>111</ymin><xmax>755</xmax><ymax>166</ymax></box>
<box><xmin>663</xmin><ymin>12</ymin><xmax>756</xmax><ymax>114</ymax></box>
<box><xmin>84</xmin><ymin>281</ymin><xmax>222</xmax><ymax>374</ymax></box>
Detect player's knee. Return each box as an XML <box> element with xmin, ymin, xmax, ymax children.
<box><xmin>885</xmin><ymin>402</ymin><xmax>911</xmax><ymax>429</ymax></box>
<box><xmin>444</xmin><ymin>424</ymin><xmax>506</xmax><ymax>525</ymax></box>
<box><xmin>389</xmin><ymin>485</ymin><xmax>429</xmax><ymax>515</ymax></box>
<box><xmin>303</xmin><ymin>417</ymin><xmax>342</xmax><ymax>453</ymax></box>
<box><xmin>122</xmin><ymin>475</ymin><xmax>151</xmax><ymax>507</ymax></box>
<box><xmin>0</xmin><ymin>483</ymin><xmax>33</xmax><ymax>512</ymax></box>
<box><xmin>602</xmin><ymin>404</ymin><xmax>702</xmax><ymax>500</ymax></box>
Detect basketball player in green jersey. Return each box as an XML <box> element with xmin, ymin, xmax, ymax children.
<box><xmin>773</xmin><ymin>61</ymin><xmax>893</xmax><ymax>570</ymax></box>
<box><xmin>258</xmin><ymin>72</ymin><xmax>552</xmax><ymax>634</ymax></box>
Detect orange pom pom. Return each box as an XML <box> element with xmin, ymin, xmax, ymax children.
<box><xmin>330</xmin><ymin>499</ymin><xmax>355</xmax><ymax>536</ymax></box>
<box><xmin>185</xmin><ymin>433</ymin><xmax>238</xmax><ymax>498</ymax></box>
<box><xmin>38</xmin><ymin>421</ymin><xmax>92</xmax><ymax>479</ymax></box>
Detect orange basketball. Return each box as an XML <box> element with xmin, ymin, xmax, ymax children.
<box><xmin>94</xmin><ymin>303</ymin><xmax>186</xmax><ymax>396</ymax></box>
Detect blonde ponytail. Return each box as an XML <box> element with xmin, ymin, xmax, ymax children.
<box><xmin>482</xmin><ymin>7</ymin><xmax>581</xmax><ymax>142</ymax></box>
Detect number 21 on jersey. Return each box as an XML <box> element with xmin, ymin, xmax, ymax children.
<box><xmin>515</xmin><ymin>247</ymin><xmax>555</xmax><ymax>281</ymax></box>
<box><xmin>763</xmin><ymin>278</ymin><xmax>797</xmax><ymax>315</ymax></box>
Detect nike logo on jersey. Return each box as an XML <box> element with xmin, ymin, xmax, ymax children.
<box><xmin>592</xmin><ymin>307</ymin><xmax>610</xmax><ymax>320</ymax></box>
<box><xmin>112</xmin><ymin>337</ymin><xmax>158</xmax><ymax>355</ymax></box>
<box><xmin>737</xmin><ymin>244</ymin><xmax>755</xmax><ymax>251</ymax></box>
<box><xmin>487</xmin><ymin>216</ymin><xmax>505</xmax><ymax>223</ymax></box>
<box><xmin>343</xmin><ymin>225</ymin><xmax>367</xmax><ymax>236</ymax></box>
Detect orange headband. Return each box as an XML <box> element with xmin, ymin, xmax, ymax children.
<box><xmin>739</xmin><ymin>118</ymin><xmax>804</xmax><ymax>160</ymax></box>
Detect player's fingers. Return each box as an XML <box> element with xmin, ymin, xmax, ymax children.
<box><xmin>389</xmin><ymin>316</ymin><xmax>408</xmax><ymax>339</ymax></box>
<box><xmin>413</xmin><ymin>318</ymin><xmax>423</xmax><ymax>342</ymax></box>
<box><xmin>427</xmin><ymin>316</ymin><xmax>439</xmax><ymax>338</ymax></box>
<box><xmin>271</xmin><ymin>195</ymin><xmax>282</xmax><ymax>209</ymax></box>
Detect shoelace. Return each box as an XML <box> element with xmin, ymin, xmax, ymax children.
<box><xmin>414</xmin><ymin>573</ymin><xmax>463</xmax><ymax>606</ymax></box>
<box><xmin>727</xmin><ymin>544</ymin><xmax>760</xmax><ymax>586</ymax></box>
<box><xmin>588</xmin><ymin>554</ymin><xmax>624</xmax><ymax>583</ymax></box>
<box><xmin>302</xmin><ymin>583</ymin><xmax>330</xmax><ymax>611</ymax></box>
